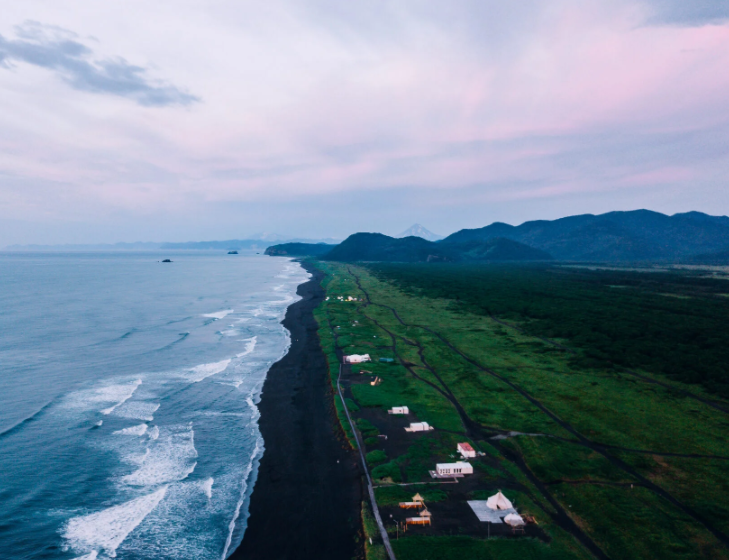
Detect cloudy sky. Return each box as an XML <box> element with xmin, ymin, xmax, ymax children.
<box><xmin>1</xmin><ymin>0</ymin><xmax>729</xmax><ymax>245</ymax></box>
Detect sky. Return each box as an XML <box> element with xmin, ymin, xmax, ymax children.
<box><xmin>1</xmin><ymin>0</ymin><xmax>729</xmax><ymax>245</ymax></box>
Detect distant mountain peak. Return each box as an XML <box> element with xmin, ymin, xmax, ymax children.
<box><xmin>397</xmin><ymin>224</ymin><xmax>443</xmax><ymax>241</ymax></box>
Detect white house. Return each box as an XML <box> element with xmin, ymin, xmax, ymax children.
<box><xmin>405</xmin><ymin>422</ymin><xmax>433</xmax><ymax>432</ymax></box>
<box><xmin>457</xmin><ymin>442</ymin><xmax>476</xmax><ymax>458</ymax></box>
<box><xmin>436</xmin><ymin>462</ymin><xmax>473</xmax><ymax>476</ymax></box>
<box><xmin>388</xmin><ymin>406</ymin><xmax>409</xmax><ymax>415</ymax></box>
<box><xmin>344</xmin><ymin>354</ymin><xmax>371</xmax><ymax>364</ymax></box>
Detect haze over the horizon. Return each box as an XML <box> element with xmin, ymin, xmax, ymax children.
<box><xmin>2</xmin><ymin>1</ymin><xmax>729</xmax><ymax>246</ymax></box>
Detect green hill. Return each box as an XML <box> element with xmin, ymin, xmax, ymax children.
<box><xmin>264</xmin><ymin>242</ymin><xmax>335</xmax><ymax>256</ymax></box>
<box><xmin>319</xmin><ymin>233</ymin><xmax>550</xmax><ymax>262</ymax></box>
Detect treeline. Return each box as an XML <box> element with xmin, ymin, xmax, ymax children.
<box><xmin>368</xmin><ymin>263</ymin><xmax>729</xmax><ymax>398</ymax></box>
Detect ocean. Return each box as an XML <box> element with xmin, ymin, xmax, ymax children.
<box><xmin>0</xmin><ymin>251</ymin><xmax>308</xmax><ymax>560</ymax></box>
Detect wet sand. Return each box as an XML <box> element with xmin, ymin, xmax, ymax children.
<box><xmin>231</xmin><ymin>262</ymin><xmax>362</xmax><ymax>560</ymax></box>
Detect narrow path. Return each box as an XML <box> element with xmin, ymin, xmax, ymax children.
<box><xmin>545</xmin><ymin>480</ymin><xmax>645</xmax><ymax>488</ymax></box>
<box><xmin>346</xmin><ymin>266</ymin><xmax>729</xmax><ymax>552</ymax></box>
<box><xmin>336</xmin><ymin>364</ymin><xmax>397</xmax><ymax>560</ymax></box>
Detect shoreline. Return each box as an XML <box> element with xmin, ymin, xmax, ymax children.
<box><xmin>230</xmin><ymin>261</ymin><xmax>362</xmax><ymax>560</ymax></box>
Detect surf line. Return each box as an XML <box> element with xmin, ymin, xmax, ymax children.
<box><xmin>221</xmin><ymin>437</ymin><xmax>263</xmax><ymax>560</ymax></box>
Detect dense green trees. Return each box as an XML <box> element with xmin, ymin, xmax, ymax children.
<box><xmin>369</xmin><ymin>263</ymin><xmax>729</xmax><ymax>398</ymax></box>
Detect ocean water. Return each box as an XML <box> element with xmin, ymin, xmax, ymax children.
<box><xmin>0</xmin><ymin>252</ymin><xmax>308</xmax><ymax>560</ymax></box>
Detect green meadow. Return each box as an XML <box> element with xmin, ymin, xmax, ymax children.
<box><xmin>311</xmin><ymin>261</ymin><xmax>729</xmax><ymax>560</ymax></box>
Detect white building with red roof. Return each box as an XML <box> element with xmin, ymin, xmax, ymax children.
<box><xmin>457</xmin><ymin>442</ymin><xmax>476</xmax><ymax>458</ymax></box>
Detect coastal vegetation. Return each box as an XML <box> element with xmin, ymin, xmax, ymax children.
<box><xmin>310</xmin><ymin>260</ymin><xmax>729</xmax><ymax>560</ymax></box>
<box><xmin>369</xmin><ymin>263</ymin><xmax>729</xmax><ymax>398</ymax></box>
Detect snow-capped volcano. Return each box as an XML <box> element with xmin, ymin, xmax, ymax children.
<box><xmin>396</xmin><ymin>224</ymin><xmax>443</xmax><ymax>241</ymax></box>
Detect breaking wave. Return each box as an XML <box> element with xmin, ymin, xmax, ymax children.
<box><xmin>99</xmin><ymin>380</ymin><xmax>143</xmax><ymax>416</ymax></box>
<box><xmin>122</xmin><ymin>424</ymin><xmax>198</xmax><ymax>487</ymax></box>
<box><xmin>236</xmin><ymin>337</ymin><xmax>257</xmax><ymax>358</ymax></box>
<box><xmin>202</xmin><ymin>310</ymin><xmax>233</xmax><ymax>320</ymax></box>
<box><xmin>221</xmin><ymin>437</ymin><xmax>263</xmax><ymax>560</ymax></box>
<box><xmin>113</xmin><ymin>424</ymin><xmax>148</xmax><ymax>437</ymax></box>
<box><xmin>183</xmin><ymin>359</ymin><xmax>232</xmax><ymax>383</ymax></box>
<box><xmin>63</xmin><ymin>486</ymin><xmax>168</xmax><ymax>558</ymax></box>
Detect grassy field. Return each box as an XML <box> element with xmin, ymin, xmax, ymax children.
<box><xmin>310</xmin><ymin>260</ymin><xmax>729</xmax><ymax>560</ymax></box>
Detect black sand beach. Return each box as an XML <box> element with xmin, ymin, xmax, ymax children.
<box><xmin>231</xmin><ymin>262</ymin><xmax>362</xmax><ymax>560</ymax></box>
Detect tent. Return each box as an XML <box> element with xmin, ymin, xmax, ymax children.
<box><xmin>412</xmin><ymin>493</ymin><xmax>424</xmax><ymax>504</ymax></box>
<box><xmin>486</xmin><ymin>491</ymin><xmax>513</xmax><ymax>511</ymax></box>
<box><xmin>504</xmin><ymin>513</ymin><xmax>525</xmax><ymax>527</ymax></box>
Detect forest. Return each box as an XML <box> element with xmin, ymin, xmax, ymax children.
<box><xmin>367</xmin><ymin>263</ymin><xmax>729</xmax><ymax>398</ymax></box>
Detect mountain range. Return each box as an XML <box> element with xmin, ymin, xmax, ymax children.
<box><xmin>5</xmin><ymin>235</ymin><xmax>341</xmax><ymax>252</ymax></box>
<box><xmin>441</xmin><ymin>210</ymin><xmax>729</xmax><ymax>262</ymax></box>
<box><xmin>265</xmin><ymin>210</ymin><xmax>729</xmax><ymax>263</ymax></box>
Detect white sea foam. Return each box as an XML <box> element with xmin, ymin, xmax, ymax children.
<box><xmin>71</xmin><ymin>551</ymin><xmax>98</xmax><ymax>560</ymax></box>
<box><xmin>183</xmin><ymin>359</ymin><xmax>231</xmax><ymax>383</ymax></box>
<box><xmin>202</xmin><ymin>310</ymin><xmax>233</xmax><ymax>320</ymax></box>
<box><xmin>63</xmin><ymin>486</ymin><xmax>168</xmax><ymax>558</ymax></box>
<box><xmin>64</xmin><ymin>379</ymin><xmax>142</xmax><ymax>415</ymax></box>
<box><xmin>113</xmin><ymin>401</ymin><xmax>160</xmax><ymax>422</ymax></box>
<box><xmin>125</xmin><ymin>448</ymin><xmax>150</xmax><ymax>466</ymax></box>
<box><xmin>200</xmin><ymin>477</ymin><xmax>214</xmax><ymax>500</ymax></box>
<box><xmin>99</xmin><ymin>380</ymin><xmax>143</xmax><ymax>415</ymax></box>
<box><xmin>221</xmin><ymin>437</ymin><xmax>263</xmax><ymax>560</ymax></box>
<box><xmin>113</xmin><ymin>424</ymin><xmax>148</xmax><ymax>437</ymax></box>
<box><xmin>148</xmin><ymin>426</ymin><xmax>159</xmax><ymax>440</ymax></box>
<box><xmin>122</xmin><ymin>424</ymin><xmax>198</xmax><ymax>487</ymax></box>
<box><xmin>236</xmin><ymin>337</ymin><xmax>257</xmax><ymax>358</ymax></box>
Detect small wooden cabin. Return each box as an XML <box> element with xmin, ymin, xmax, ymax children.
<box><xmin>399</xmin><ymin>493</ymin><xmax>426</xmax><ymax>509</ymax></box>
<box><xmin>406</xmin><ymin>509</ymin><xmax>432</xmax><ymax>526</ymax></box>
